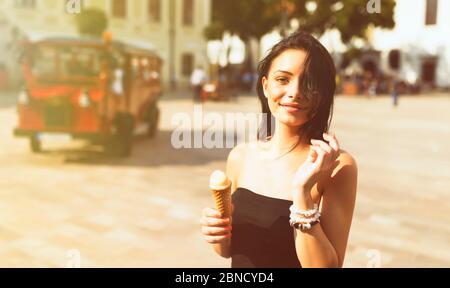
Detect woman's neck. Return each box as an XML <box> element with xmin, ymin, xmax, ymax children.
<box><xmin>268</xmin><ymin>121</ymin><xmax>309</xmax><ymax>156</ymax></box>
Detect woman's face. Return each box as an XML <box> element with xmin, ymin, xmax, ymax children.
<box><xmin>262</xmin><ymin>49</ymin><xmax>313</xmax><ymax>128</ymax></box>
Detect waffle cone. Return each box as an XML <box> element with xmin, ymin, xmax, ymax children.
<box><xmin>211</xmin><ymin>185</ymin><xmax>231</xmax><ymax>218</ymax></box>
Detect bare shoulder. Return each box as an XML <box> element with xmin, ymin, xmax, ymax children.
<box><xmin>335</xmin><ymin>150</ymin><xmax>358</xmax><ymax>173</ymax></box>
<box><xmin>226</xmin><ymin>142</ymin><xmax>249</xmax><ymax>190</ymax></box>
<box><xmin>227</xmin><ymin>143</ymin><xmax>248</xmax><ymax>166</ymax></box>
<box><xmin>324</xmin><ymin>149</ymin><xmax>358</xmax><ymax>192</ymax></box>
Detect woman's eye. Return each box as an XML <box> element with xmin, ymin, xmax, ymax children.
<box><xmin>276</xmin><ymin>78</ymin><xmax>288</xmax><ymax>84</ymax></box>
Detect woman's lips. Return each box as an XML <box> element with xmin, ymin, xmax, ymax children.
<box><xmin>279</xmin><ymin>102</ymin><xmax>305</xmax><ymax>113</ymax></box>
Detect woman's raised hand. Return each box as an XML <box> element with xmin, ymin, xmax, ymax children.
<box><xmin>292</xmin><ymin>132</ymin><xmax>340</xmax><ymax>192</ymax></box>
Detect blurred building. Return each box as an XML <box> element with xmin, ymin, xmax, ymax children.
<box><xmin>0</xmin><ymin>0</ymin><xmax>212</xmax><ymax>90</ymax></box>
<box><xmin>370</xmin><ymin>0</ymin><xmax>450</xmax><ymax>89</ymax></box>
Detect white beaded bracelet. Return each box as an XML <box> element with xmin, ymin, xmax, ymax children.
<box><xmin>289</xmin><ymin>212</ymin><xmax>321</xmax><ymax>224</ymax></box>
<box><xmin>289</xmin><ymin>203</ymin><xmax>321</xmax><ymax>231</ymax></box>
<box><xmin>289</xmin><ymin>204</ymin><xmax>318</xmax><ymax>217</ymax></box>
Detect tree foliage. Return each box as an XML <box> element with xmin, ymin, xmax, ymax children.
<box><xmin>206</xmin><ymin>0</ymin><xmax>396</xmax><ymax>44</ymax></box>
<box><xmin>291</xmin><ymin>0</ymin><xmax>395</xmax><ymax>43</ymax></box>
<box><xmin>203</xmin><ymin>21</ymin><xmax>224</xmax><ymax>41</ymax></box>
<box><xmin>207</xmin><ymin>0</ymin><xmax>281</xmax><ymax>41</ymax></box>
<box><xmin>74</xmin><ymin>8</ymin><xmax>108</xmax><ymax>38</ymax></box>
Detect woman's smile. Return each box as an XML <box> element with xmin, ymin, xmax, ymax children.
<box><xmin>279</xmin><ymin>102</ymin><xmax>306</xmax><ymax>113</ymax></box>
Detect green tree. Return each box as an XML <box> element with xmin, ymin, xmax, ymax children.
<box><xmin>203</xmin><ymin>21</ymin><xmax>225</xmax><ymax>41</ymax></box>
<box><xmin>74</xmin><ymin>8</ymin><xmax>108</xmax><ymax>38</ymax></box>
<box><xmin>205</xmin><ymin>0</ymin><xmax>395</xmax><ymax>69</ymax></box>
<box><xmin>291</xmin><ymin>0</ymin><xmax>395</xmax><ymax>43</ymax></box>
<box><xmin>206</xmin><ymin>0</ymin><xmax>282</xmax><ymax>68</ymax></box>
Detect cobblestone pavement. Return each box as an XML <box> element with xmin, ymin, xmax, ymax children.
<box><xmin>0</xmin><ymin>91</ymin><xmax>449</xmax><ymax>267</ymax></box>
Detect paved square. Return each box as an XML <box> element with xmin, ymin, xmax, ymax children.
<box><xmin>0</xmin><ymin>92</ymin><xmax>449</xmax><ymax>267</ymax></box>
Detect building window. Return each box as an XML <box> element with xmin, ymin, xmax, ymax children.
<box><xmin>181</xmin><ymin>53</ymin><xmax>194</xmax><ymax>77</ymax></box>
<box><xmin>183</xmin><ymin>0</ymin><xmax>194</xmax><ymax>26</ymax></box>
<box><xmin>388</xmin><ymin>49</ymin><xmax>401</xmax><ymax>70</ymax></box>
<box><xmin>14</xmin><ymin>0</ymin><xmax>36</xmax><ymax>9</ymax></box>
<box><xmin>112</xmin><ymin>0</ymin><xmax>127</xmax><ymax>18</ymax></box>
<box><xmin>148</xmin><ymin>0</ymin><xmax>161</xmax><ymax>23</ymax></box>
<box><xmin>421</xmin><ymin>57</ymin><xmax>437</xmax><ymax>84</ymax></box>
<box><xmin>425</xmin><ymin>0</ymin><xmax>438</xmax><ymax>25</ymax></box>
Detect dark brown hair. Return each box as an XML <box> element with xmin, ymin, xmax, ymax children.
<box><xmin>257</xmin><ymin>31</ymin><xmax>336</xmax><ymax>142</ymax></box>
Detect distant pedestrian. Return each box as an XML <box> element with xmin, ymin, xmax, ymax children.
<box><xmin>368</xmin><ymin>79</ymin><xmax>377</xmax><ymax>98</ymax></box>
<box><xmin>391</xmin><ymin>78</ymin><xmax>399</xmax><ymax>107</ymax></box>
<box><xmin>242</xmin><ymin>71</ymin><xmax>253</xmax><ymax>92</ymax></box>
<box><xmin>190</xmin><ymin>66</ymin><xmax>207</xmax><ymax>102</ymax></box>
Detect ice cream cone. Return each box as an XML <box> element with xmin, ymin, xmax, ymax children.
<box><xmin>209</xmin><ymin>170</ymin><xmax>232</xmax><ymax>218</ymax></box>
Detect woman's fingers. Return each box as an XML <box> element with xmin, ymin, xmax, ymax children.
<box><xmin>203</xmin><ymin>234</ymin><xmax>231</xmax><ymax>244</ymax></box>
<box><xmin>201</xmin><ymin>216</ymin><xmax>230</xmax><ymax>227</ymax></box>
<box><xmin>307</xmin><ymin>145</ymin><xmax>318</xmax><ymax>162</ymax></box>
<box><xmin>311</xmin><ymin>139</ymin><xmax>332</xmax><ymax>153</ymax></box>
<box><xmin>201</xmin><ymin>225</ymin><xmax>231</xmax><ymax>236</ymax></box>
<box><xmin>310</xmin><ymin>139</ymin><xmax>339</xmax><ymax>173</ymax></box>
<box><xmin>201</xmin><ymin>207</ymin><xmax>231</xmax><ymax>226</ymax></box>
<box><xmin>323</xmin><ymin>133</ymin><xmax>340</xmax><ymax>152</ymax></box>
<box><xmin>312</xmin><ymin>134</ymin><xmax>340</xmax><ymax>164</ymax></box>
<box><xmin>202</xmin><ymin>207</ymin><xmax>222</xmax><ymax>218</ymax></box>
<box><xmin>310</xmin><ymin>145</ymin><xmax>326</xmax><ymax>165</ymax></box>
<box><xmin>201</xmin><ymin>205</ymin><xmax>232</xmax><ymax>244</ymax></box>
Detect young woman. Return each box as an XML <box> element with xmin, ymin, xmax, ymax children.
<box><xmin>201</xmin><ymin>31</ymin><xmax>358</xmax><ymax>268</ymax></box>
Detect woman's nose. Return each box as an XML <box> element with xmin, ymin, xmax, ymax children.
<box><xmin>286</xmin><ymin>81</ymin><xmax>301</xmax><ymax>99</ymax></box>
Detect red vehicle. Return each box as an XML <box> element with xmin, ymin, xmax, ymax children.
<box><xmin>200</xmin><ymin>80</ymin><xmax>228</xmax><ymax>102</ymax></box>
<box><xmin>14</xmin><ymin>36</ymin><xmax>162</xmax><ymax>156</ymax></box>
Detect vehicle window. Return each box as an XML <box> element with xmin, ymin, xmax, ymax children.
<box><xmin>30</xmin><ymin>46</ymin><xmax>56</xmax><ymax>77</ymax></box>
<box><xmin>29</xmin><ymin>45</ymin><xmax>101</xmax><ymax>78</ymax></box>
<box><xmin>130</xmin><ymin>57</ymin><xmax>140</xmax><ymax>79</ymax></box>
<box><xmin>141</xmin><ymin>57</ymin><xmax>151</xmax><ymax>82</ymax></box>
<box><xmin>60</xmin><ymin>47</ymin><xmax>101</xmax><ymax>77</ymax></box>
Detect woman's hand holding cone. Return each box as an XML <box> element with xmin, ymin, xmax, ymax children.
<box><xmin>201</xmin><ymin>205</ymin><xmax>233</xmax><ymax>244</ymax></box>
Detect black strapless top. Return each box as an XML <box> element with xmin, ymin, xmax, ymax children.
<box><xmin>231</xmin><ymin>187</ymin><xmax>301</xmax><ymax>268</ymax></box>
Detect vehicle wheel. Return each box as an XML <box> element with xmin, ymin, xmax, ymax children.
<box><xmin>147</xmin><ymin>105</ymin><xmax>160</xmax><ymax>138</ymax></box>
<box><xmin>106</xmin><ymin>113</ymin><xmax>134</xmax><ymax>157</ymax></box>
<box><xmin>30</xmin><ymin>135</ymin><xmax>42</xmax><ymax>153</ymax></box>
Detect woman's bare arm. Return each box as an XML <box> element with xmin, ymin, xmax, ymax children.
<box><xmin>294</xmin><ymin>152</ymin><xmax>358</xmax><ymax>267</ymax></box>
